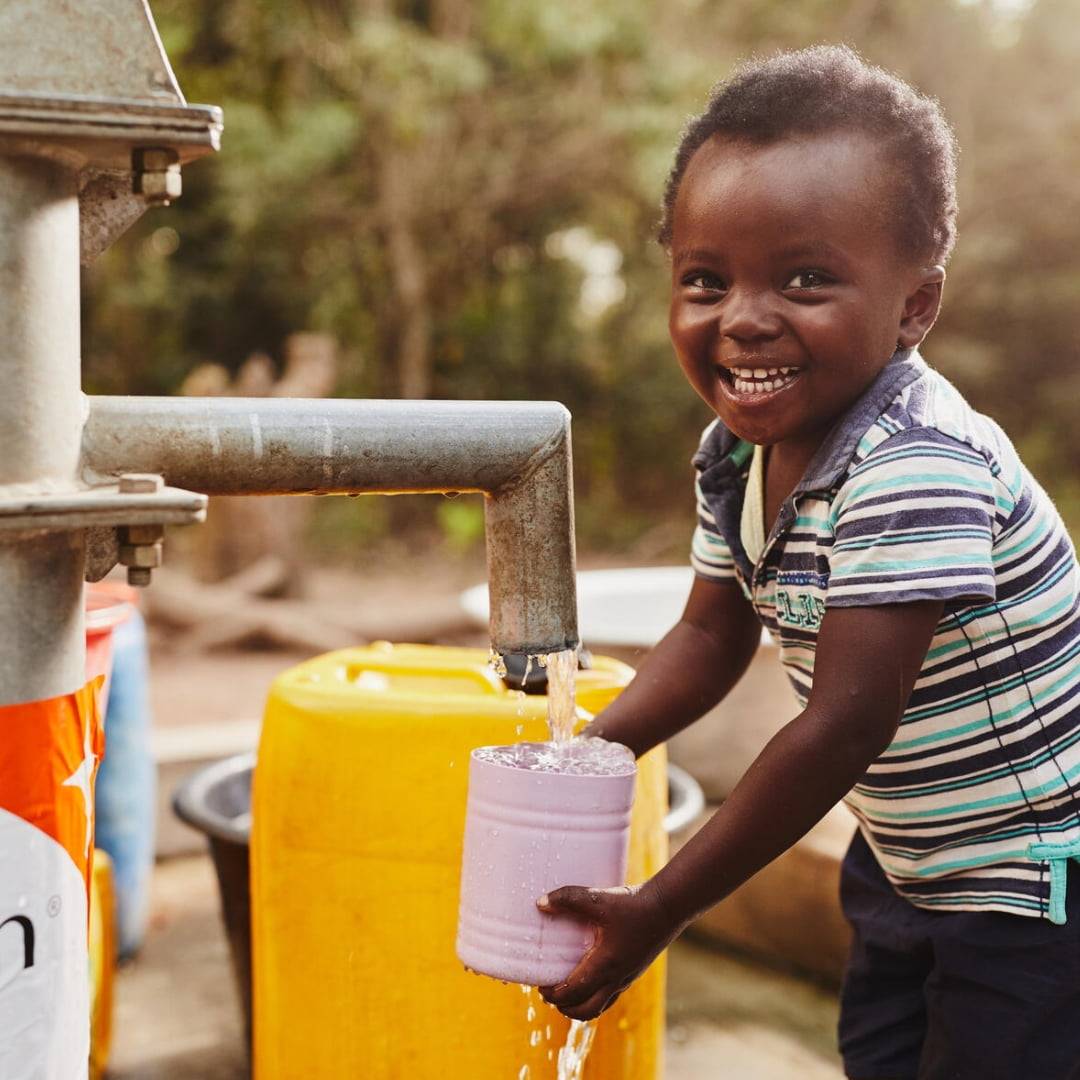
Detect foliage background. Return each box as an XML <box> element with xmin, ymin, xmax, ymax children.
<box><xmin>82</xmin><ymin>0</ymin><xmax>1080</xmax><ymax>561</ymax></box>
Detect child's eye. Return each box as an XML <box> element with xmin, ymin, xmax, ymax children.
<box><xmin>682</xmin><ymin>272</ymin><xmax>726</xmax><ymax>293</ymax></box>
<box><xmin>785</xmin><ymin>268</ymin><xmax>831</xmax><ymax>290</ymax></box>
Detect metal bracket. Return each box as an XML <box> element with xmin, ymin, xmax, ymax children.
<box><xmin>85</xmin><ymin>525</ymin><xmax>120</xmax><ymax>583</ymax></box>
<box><xmin>0</xmin><ymin>94</ymin><xmax>222</xmax><ymax>263</ymax></box>
<box><xmin>0</xmin><ymin>0</ymin><xmax>223</xmax><ymax>262</ymax></box>
<box><xmin>0</xmin><ymin>480</ymin><xmax>206</xmax><ymax>532</ymax></box>
<box><xmin>0</xmin><ymin>475</ymin><xmax>205</xmax><ymax>586</ymax></box>
<box><xmin>0</xmin><ymin>95</ymin><xmax>222</xmax><ymax>169</ymax></box>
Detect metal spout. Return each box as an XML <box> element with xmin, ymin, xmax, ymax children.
<box><xmin>83</xmin><ymin>395</ymin><xmax>579</xmax><ymax>657</ymax></box>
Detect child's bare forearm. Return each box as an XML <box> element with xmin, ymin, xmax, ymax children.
<box><xmin>640</xmin><ymin>600</ymin><xmax>944</xmax><ymax>932</ymax></box>
<box><xmin>584</xmin><ymin>577</ymin><xmax>760</xmax><ymax>758</ymax></box>
<box><xmin>641</xmin><ymin>699</ymin><xmax>887</xmax><ymax>929</ymax></box>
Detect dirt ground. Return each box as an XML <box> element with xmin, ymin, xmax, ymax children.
<box><xmin>107</xmin><ymin>854</ymin><xmax>842</xmax><ymax>1079</ymax></box>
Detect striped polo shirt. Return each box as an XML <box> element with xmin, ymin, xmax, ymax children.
<box><xmin>691</xmin><ymin>348</ymin><xmax>1080</xmax><ymax>921</ymax></box>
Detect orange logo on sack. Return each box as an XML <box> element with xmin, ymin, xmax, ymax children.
<box><xmin>0</xmin><ymin>680</ymin><xmax>104</xmax><ymax>893</ymax></box>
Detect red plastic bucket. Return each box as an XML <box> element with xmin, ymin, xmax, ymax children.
<box><xmin>85</xmin><ymin>585</ymin><xmax>135</xmax><ymax>715</ymax></box>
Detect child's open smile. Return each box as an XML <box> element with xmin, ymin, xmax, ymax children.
<box><xmin>668</xmin><ymin>131</ymin><xmax>943</xmax><ymax>462</ymax></box>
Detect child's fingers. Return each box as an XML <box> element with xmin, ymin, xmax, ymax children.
<box><xmin>538</xmin><ymin>946</ymin><xmax>619</xmax><ymax>1009</ymax></box>
<box><xmin>556</xmin><ymin>984</ymin><xmax>621</xmax><ymax>1022</ymax></box>
<box><xmin>538</xmin><ymin>966</ymin><xmax>595</xmax><ymax>1009</ymax></box>
<box><xmin>536</xmin><ymin>885</ymin><xmax>610</xmax><ymax>922</ymax></box>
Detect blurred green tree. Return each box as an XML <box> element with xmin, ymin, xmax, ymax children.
<box><xmin>82</xmin><ymin>0</ymin><xmax>1080</xmax><ymax>553</ymax></box>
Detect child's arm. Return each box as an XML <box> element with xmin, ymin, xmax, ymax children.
<box><xmin>539</xmin><ymin>598</ymin><xmax>944</xmax><ymax>1021</ymax></box>
<box><xmin>583</xmin><ymin>575</ymin><xmax>762</xmax><ymax>758</ymax></box>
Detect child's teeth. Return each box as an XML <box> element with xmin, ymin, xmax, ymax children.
<box><xmin>728</xmin><ymin>366</ymin><xmax>800</xmax><ymax>395</ymax></box>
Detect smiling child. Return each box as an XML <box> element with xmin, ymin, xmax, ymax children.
<box><xmin>536</xmin><ymin>45</ymin><xmax>1080</xmax><ymax>1079</ymax></box>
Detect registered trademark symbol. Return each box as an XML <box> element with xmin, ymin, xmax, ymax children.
<box><xmin>47</xmin><ymin>896</ymin><xmax>61</xmax><ymax>918</ymax></box>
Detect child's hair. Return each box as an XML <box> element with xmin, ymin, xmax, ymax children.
<box><xmin>658</xmin><ymin>45</ymin><xmax>958</xmax><ymax>265</ymax></box>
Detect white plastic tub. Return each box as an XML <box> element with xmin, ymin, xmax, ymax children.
<box><xmin>461</xmin><ymin>566</ymin><xmax>771</xmax><ymax>649</ymax></box>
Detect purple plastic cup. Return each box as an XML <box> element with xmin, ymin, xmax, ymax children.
<box><xmin>456</xmin><ymin>741</ymin><xmax>636</xmax><ymax>987</ymax></box>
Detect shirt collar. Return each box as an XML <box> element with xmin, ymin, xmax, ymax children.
<box><xmin>692</xmin><ymin>347</ymin><xmax>928</xmax><ymax>494</ymax></box>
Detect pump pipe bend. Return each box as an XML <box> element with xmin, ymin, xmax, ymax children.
<box><xmin>81</xmin><ymin>395</ymin><xmax>579</xmax><ymax>658</ymax></box>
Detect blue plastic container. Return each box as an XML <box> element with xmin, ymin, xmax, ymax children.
<box><xmin>94</xmin><ymin>608</ymin><xmax>156</xmax><ymax>959</ymax></box>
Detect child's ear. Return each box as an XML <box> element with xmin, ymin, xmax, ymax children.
<box><xmin>898</xmin><ymin>265</ymin><xmax>946</xmax><ymax>348</ymax></box>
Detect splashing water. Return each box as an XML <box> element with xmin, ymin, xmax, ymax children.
<box><xmin>473</xmin><ymin>739</ymin><xmax>634</xmax><ymax>777</ymax></box>
<box><xmin>557</xmin><ymin>1020</ymin><xmax>596</xmax><ymax>1080</ymax></box>
<box><xmin>542</xmin><ymin>648</ymin><xmax>578</xmax><ymax>744</ymax></box>
<box><xmin>515</xmin><ymin>988</ymin><xmax>598</xmax><ymax>1080</ymax></box>
<box><xmin>489</xmin><ymin>648</ymin><xmax>578</xmax><ymax>741</ymax></box>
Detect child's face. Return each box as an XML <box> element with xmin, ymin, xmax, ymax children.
<box><xmin>668</xmin><ymin>131</ymin><xmax>943</xmax><ymax>449</ymax></box>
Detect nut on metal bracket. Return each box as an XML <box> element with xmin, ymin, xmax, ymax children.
<box><xmin>0</xmin><ymin>474</ymin><xmax>206</xmax><ymax>587</ymax></box>
<box><xmin>133</xmin><ymin>147</ymin><xmax>181</xmax><ymax>206</ymax></box>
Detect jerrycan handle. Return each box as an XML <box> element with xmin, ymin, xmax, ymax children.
<box><xmin>344</xmin><ymin>659</ymin><xmax>506</xmax><ymax>696</ymax></box>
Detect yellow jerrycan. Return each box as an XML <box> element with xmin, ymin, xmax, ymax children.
<box><xmin>251</xmin><ymin>642</ymin><xmax>667</xmax><ymax>1079</ymax></box>
<box><xmin>88</xmin><ymin>849</ymin><xmax>116</xmax><ymax>1080</ymax></box>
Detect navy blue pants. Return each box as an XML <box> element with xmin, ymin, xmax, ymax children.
<box><xmin>839</xmin><ymin>829</ymin><xmax>1080</xmax><ymax>1079</ymax></box>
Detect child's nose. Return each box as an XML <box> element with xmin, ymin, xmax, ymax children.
<box><xmin>718</xmin><ymin>287</ymin><xmax>782</xmax><ymax>342</ymax></box>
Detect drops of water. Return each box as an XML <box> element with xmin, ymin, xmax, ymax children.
<box><xmin>526</xmin><ymin>1004</ymin><xmax>536</xmax><ymax>1022</ymax></box>
<box><xmin>518</xmin><ymin>1067</ymin><xmax>530</xmax><ymax>1080</ymax></box>
<box><xmin>530</xmin><ymin>1030</ymin><xmax>541</xmax><ymax>1047</ymax></box>
<box><xmin>556</xmin><ymin>1020</ymin><xmax>597</xmax><ymax>1080</ymax></box>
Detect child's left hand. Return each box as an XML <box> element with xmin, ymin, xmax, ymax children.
<box><xmin>535</xmin><ymin>882</ymin><xmax>677</xmax><ymax>1020</ymax></box>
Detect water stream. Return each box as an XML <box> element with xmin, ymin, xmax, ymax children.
<box><xmin>516</xmin><ymin>985</ymin><xmax>597</xmax><ymax>1080</ymax></box>
<box><xmin>504</xmin><ymin>649</ymin><xmax>601</xmax><ymax>1079</ymax></box>
<box><xmin>556</xmin><ymin>1020</ymin><xmax>596</xmax><ymax>1080</ymax></box>
<box><xmin>539</xmin><ymin>648</ymin><xmax>578</xmax><ymax>744</ymax></box>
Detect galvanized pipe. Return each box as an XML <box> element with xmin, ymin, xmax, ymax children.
<box><xmin>0</xmin><ymin>531</ymin><xmax>87</xmax><ymax>704</ymax></box>
<box><xmin>0</xmin><ymin>155</ymin><xmax>82</xmax><ymax>491</ymax></box>
<box><xmin>83</xmin><ymin>396</ymin><xmax>579</xmax><ymax>656</ymax></box>
<box><xmin>0</xmin><ymin>154</ymin><xmax>86</xmax><ymax>706</ymax></box>
<box><xmin>484</xmin><ymin>436</ymin><xmax>577</xmax><ymax>657</ymax></box>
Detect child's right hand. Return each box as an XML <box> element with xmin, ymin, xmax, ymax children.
<box><xmin>535</xmin><ymin>881</ymin><xmax>677</xmax><ymax>1021</ymax></box>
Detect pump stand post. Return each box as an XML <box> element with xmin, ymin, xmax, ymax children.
<box><xmin>0</xmin><ymin>154</ymin><xmax>85</xmax><ymax>704</ymax></box>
